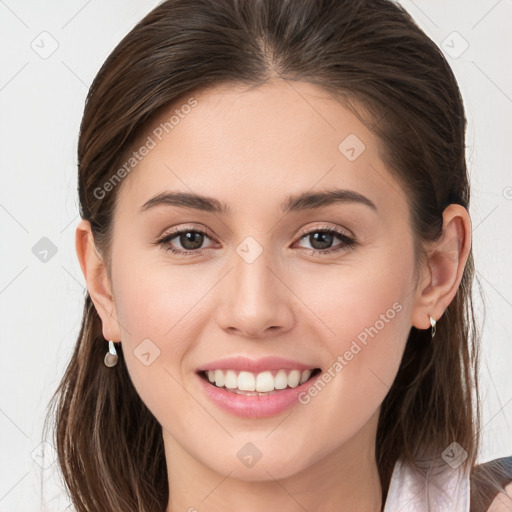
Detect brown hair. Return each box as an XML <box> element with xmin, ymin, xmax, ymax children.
<box><xmin>44</xmin><ymin>0</ymin><xmax>500</xmax><ymax>510</ymax></box>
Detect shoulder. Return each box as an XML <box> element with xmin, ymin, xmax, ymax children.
<box><xmin>486</xmin><ymin>481</ymin><xmax>512</xmax><ymax>512</ymax></box>
<box><xmin>470</xmin><ymin>456</ymin><xmax>512</xmax><ymax>512</ymax></box>
<box><xmin>487</xmin><ymin>482</ymin><xmax>512</xmax><ymax>512</ymax></box>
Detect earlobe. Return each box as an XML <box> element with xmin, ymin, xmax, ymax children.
<box><xmin>411</xmin><ymin>204</ymin><xmax>472</xmax><ymax>331</ymax></box>
<box><xmin>75</xmin><ymin>219</ymin><xmax>122</xmax><ymax>342</ymax></box>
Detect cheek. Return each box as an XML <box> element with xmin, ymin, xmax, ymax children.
<box><xmin>331</xmin><ymin>270</ymin><xmax>411</xmax><ymax>367</ymax></box>
<box><xmin>112</xmin><ymin>242</ymin><xmax>213</xmax><ymax>343</ymax></box>
<box><xmin>305</xmin><ymin>250</ymin><xmax>415</xmax><ymax>429</ymax></box>
<box><xmin>109</xmin><ymin>250</ymin><xmax>214</xmax><ymax>418</ymax></box>
<box><xmin>296</xmin><ymin>245</ymin><xmax>413</xmax><ymax>352</ymax></box>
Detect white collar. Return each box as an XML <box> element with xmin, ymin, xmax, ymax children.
<box><xmin>383</xmin><ymin>457</ymin><xmax>470</xmax><ymax>511</ymax></box>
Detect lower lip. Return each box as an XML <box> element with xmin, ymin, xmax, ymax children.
<box><xmin>195</xmin><ymin>371</ymin><xmax>320</xmax><ymax>418</ymax></box>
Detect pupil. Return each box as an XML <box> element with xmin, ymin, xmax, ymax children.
<box><xmin>180</xmin><ymin>231</ymin><xmax>203</xmax><ymax>250</ymax></box>
<box><xmin>310</xmin><ymin>232</ymin><xmax>333</xmax><ymax>250</ymax></box>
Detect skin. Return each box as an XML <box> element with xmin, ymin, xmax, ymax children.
<box><xmin>488</xmin><ymin>483</ymin><xmax>512</xmax><ymax>512</ymax></box>
<box><xmin>76</xmin><ymin>79</ymin><xmax>471</xmax><ymax>512</ymax></box>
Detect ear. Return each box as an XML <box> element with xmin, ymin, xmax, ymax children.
<box><xmin>411</xmin><ymin>204</ymin><xmax>472</xmax><ymax>330</ymax></box>
<box><xmin>75</xmin><ymin>219</ymin><xmax>122</xmax><ymax>342</ymax></box>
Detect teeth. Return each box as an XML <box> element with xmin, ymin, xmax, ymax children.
<box><xmin>205</xmin><ymin>368</ymin><xmax>314</xmax><ymax>392</ymax></box>
<box><xmin>274</xmin><ymin>370</ymin><xmax>288</xmax><ymax>389</ymax></box>
<box><xmin>214</xmin><ymin>369</ymin><xmax>224</xmax><ymax>388</ymax></box>
<box><xmin>224</xmin><ymin>370</ymin><xmax>238</xmax><ymax>389</ymax></box>
<box><xmin>256</xmin><ymin>371</ymin><xmax>274</xmax><ymax>392</ymax></box>
<box><xmin>299</xmin><ymin>370</ymin><xmax>311</xmax><ymax>385</ymax></box>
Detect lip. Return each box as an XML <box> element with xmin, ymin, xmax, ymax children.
<box><xmin>196</xmin><ymin>355</ymin><xmax>318</xmax><ymax>373</ymax></box>
<box><xmin>195</xmin><ymin>367</ymin><xmax>322</xmax><ymax>419</ymax></box>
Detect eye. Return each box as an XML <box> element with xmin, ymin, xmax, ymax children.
<box><xmin>294</xmin><ymin>226</ymin><xmax>357</xmax><ymax>256</ymax></box>
<box><xmin>154</xmin><ymin>224</ymin><xmax>357</xmax><ymax>257</ymax></box>
<box><xmin>155</xmin><ymin>226</ymin><xmax>217</xmax><ymax>256</ymax></box>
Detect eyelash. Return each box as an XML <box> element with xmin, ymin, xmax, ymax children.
<box><xmin>154</xmin><ymin>225</ymin><xmax>357</xmax><ymax>257</ymax></box>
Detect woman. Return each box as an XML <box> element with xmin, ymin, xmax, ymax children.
<box><xmin>45</xmin><ymin>0</ymin><xmax>512</xmax><ymax>510</ymax></box>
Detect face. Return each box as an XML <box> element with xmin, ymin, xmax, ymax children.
<box><xmin>103</xmin><ymin>80</ymin><xmax>419</xmax><ymax>481</ymax></box>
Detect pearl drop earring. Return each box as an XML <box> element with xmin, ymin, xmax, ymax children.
<box><xmin>429</xmin><ymin>315</ymin><xmax>436</xmax><ymax>338</ymax></box>
<box><xmin>104</xmin><ymin>340</ymin><xmax>119</xmax><ymax>367</ymax></box>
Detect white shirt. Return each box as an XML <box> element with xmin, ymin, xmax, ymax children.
<box><xmin>384</xmin><ymin>457</ymin><xmax>470</xmax><ymax>511</ymax></box>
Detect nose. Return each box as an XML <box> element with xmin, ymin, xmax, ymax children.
<box><xmin>215</xmin><ymin>248</ymin><xmax>295</xmax><ymax>339</ymax></box>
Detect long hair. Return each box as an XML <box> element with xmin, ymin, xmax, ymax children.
<box><xmin>44</xmin><ymin>0</ymin><xmax>495</xmax><ymax>510</ymax></box>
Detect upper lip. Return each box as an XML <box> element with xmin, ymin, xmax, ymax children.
<box><xmin>196</xmin><ymin>356</ymin><xmax>319</xmax><ymax>374</ymax></box>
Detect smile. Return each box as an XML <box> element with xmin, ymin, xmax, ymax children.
<box><xmin>196</xmin><ymin>366</ymin><xmax>322</xmax><ymax>418</ymax></box>
<box><xmin>200</xmin><ymin>368</ymin><xmax>321</xmax><ymax>394</ymax></box>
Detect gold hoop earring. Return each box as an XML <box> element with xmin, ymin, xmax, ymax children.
<box><xmin>104</xmin><ymin>340</ymin><xmax>119</xmax><ymax>367</ymax></box>
<box><xmin>429</xmin><ymin>315</ymin><xmax>436</xmax><ymax>338</ymax></box>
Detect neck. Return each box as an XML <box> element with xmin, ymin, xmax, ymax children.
<box><xmin>164</xmin><ymin>411</ymin><xmax>383</xmax><ymax>512</ymax></box>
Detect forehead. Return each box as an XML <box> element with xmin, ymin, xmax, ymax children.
<box><xmin>114</xmin><ymin>79</ymin><xmax>409</xmax><ymax>222</ymax></box>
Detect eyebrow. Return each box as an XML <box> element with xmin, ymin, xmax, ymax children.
<box><xmin>282</xmin><ymin>188</ymin><xmax>377</xmax><ymax>213</ymax></box>
<box><xmin>138</xmin><ymin>188</ymin><xmax>377</xmax><ymax>215</ymax></box>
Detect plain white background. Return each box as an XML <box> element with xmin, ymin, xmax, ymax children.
<box><xmin>0</xmin><ymin>1</ymin><xmax>511</xmax><ymax>510</ymax></box>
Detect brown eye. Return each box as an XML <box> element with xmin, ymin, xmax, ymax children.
<box><xmin>156</xmin><ymin>227</ymin><xmax>216</xmax><ymax>256</ymax></box>
<box><xmin>295</xmin><ymin>227</ymin><xmax>357</xmax><ymax>255</ymax></box>
<box><xmin>177</xmin><ymin>231</ymin><xmax>205</xmax><ymax>250</ymax></box>
<box><xmin>308</xmin><ymin>231</ymin><xmax>336</xmax><ymax>250</ymax></box>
